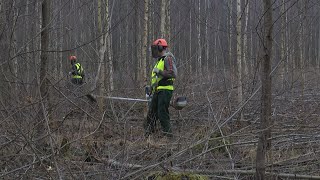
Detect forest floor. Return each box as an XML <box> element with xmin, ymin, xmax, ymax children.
<box><xmin>1</xmin><ymin>79</ymin><xmax>320</xmax><ymax>179</ymax></box>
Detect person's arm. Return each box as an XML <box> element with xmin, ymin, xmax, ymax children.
<box><xmin>70</xmin><ymin>64</ymin><xmax>78</xmax><ymax>75</ymax></box>
<box><xmin>159</xmin><ymin>56</ymin><xmax>177</xmax><ymax>78</ymax></box>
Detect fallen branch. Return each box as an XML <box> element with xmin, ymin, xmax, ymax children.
<box><xmin>98</xmin><ymin>157</ymin><xmax>143</xmax><ymax>169</ymax></box>
<box><xmin>171</xmin><ymin>168</ymin><xmax>320</xmax><ymax>180</ymax></box>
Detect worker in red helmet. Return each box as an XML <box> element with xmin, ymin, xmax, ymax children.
<box><xmin>68</xmin><ymin>55</ymin><xmax>85</xmax><ymax>85</ymax></box>
<box><xmin>144</xmin><ymin>38</ymin><xmax>177</xmax><ymax>140</ymax></box>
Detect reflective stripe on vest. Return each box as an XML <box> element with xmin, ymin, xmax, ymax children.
<box><xmin>151</xmin><ymin>57</ymin><xmax>174</xmax><ymax>91</ymax></box>
<box><xmin>73</xmin><ymin>63</ymin><xmax>83</xmax><ymax>79</ymax></box>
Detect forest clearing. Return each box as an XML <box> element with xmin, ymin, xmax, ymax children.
<box><xmin>1</xmin><ymin>0</ymin><xmax>320</xmax><ymax>179</ymax></box>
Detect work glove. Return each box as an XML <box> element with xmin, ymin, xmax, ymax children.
<box><xmin>153</xmin><ymin>68</ymin><xmax>160</xmax><ymax>74</ymax></box>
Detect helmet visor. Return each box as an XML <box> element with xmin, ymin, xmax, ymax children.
<box><xmin>151</xmin><ymin>45</ymin><xmax>159</xmax><ymax>58</ymax></box>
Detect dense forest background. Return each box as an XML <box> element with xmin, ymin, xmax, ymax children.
<box><xmin>1</xmin><ymin>0</ymin><xmax>320</xmax><ymax>179</ymax></box>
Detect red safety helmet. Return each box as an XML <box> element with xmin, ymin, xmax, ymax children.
<box><xmin>152</xmin><ymin>38</ymin><xmax>168</xmax><ymax>47</ymax></box>
<box><xmin>69</xmin><ymin>55</ymin><xmax>77</xmax><ymax>61</ymax></box>
<box><xmin>151</xmin><ymin>39</ymin><xmax>168</xmax><ymax>55</ymax></box>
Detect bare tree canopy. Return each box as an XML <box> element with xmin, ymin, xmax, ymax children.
<box><xmin>1</xmin><ymin>0</ymin><xmax>320</xmax><ymax>179</ymax></box>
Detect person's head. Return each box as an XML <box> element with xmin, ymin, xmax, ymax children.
<box><xmin>69</xmin><ymin>55</ymin><xmax>77</xmax><ymax>64</ymax></box>
<box><xmin>151</xmin><ymin>39</ymin><xmax>168</xmax><ymax>58</ymax></box>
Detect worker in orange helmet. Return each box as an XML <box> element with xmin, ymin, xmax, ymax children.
<box><xmin>68</xmin><ymin>55</ymin><xmax>85</xmax><ymax>85</ymax></box>
<box><xmin>144</xmin><ymin>38</ymin><xmax>177</xmax><ymax>140</ymax></box>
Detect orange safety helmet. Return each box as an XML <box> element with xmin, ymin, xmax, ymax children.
<box><xmin>69</xmin><ymin>55</ymin><xmax>77</xmax><ymax>61</ymax></box>
<box><xmin>152</xmin><ymin>38</ymin><xmax>168</xmax><ymax>48</ymax></box>
<box><xmin>151</xmin><ymin>39</ymin><xmax>168</xmax><ymax>58</ymax></box>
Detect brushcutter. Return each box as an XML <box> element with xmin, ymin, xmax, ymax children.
<box><xmin>86</xmin><ymin>92</ymin><xmax>187</xmax><ymax>110</ymax></box>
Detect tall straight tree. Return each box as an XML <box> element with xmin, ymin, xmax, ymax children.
<box><xmin>165</xmin><ymin>0</ymin><xmax>171</xmax><ymax>43</ymax></box>
<box><xmin>236</xmin><ymin>0</ymin><xmax>243</xmax><ymax>121</ymax></box>
<box><xmin>228</xmin><ymin>0</ymin><xmax>234</xmax><ymax>87</ymax></box>
<box><xmin>38</xmin><ymin>0</ymin><xmax>51</xmax><ymax>151</ymax></box>
<box><xmin>256</xmin><ymin>0</ymin><xmax>273</xmax><ymax>179</ymax></box>
<box><xmin>197</xmin><ymin>0</ymin><xmax>202</xmax><ymax>76</ymax></box>
<box><xmin>40</xmin><ymin>0</ymin><xmax>51</xmax><ymax>112</ymax></box>
<box><xmin>243</xmin><ymin>0</ymin><xmax>250</xmax><ymax>79</ymax></box>
<box><xmin>280</xmin><ymin>0</ymin><xmax>286</xmax><ymax>88</ymax></box>
<box><xmin>106</xmin><ymin>0</ymin><xmax>114</xmax><ymax>92</ymax></box>
<box><xmin>96</xmin><ymin>0</ymin><xmax>113</xmax><ymax>110</ymax></box>
<box><xmin>97</xmin><ymin>0</ymin><xmax>106</xmax><ymax>111</ymax></box>
<box><xmin>160</xmin><ymin>0</ymin><xmax>167</xmax><ymax>38</ymax></box>
<box><xmin>141</xmin><ymin>0</ymin><xmax>149</xmax><ymax>117</ymax></box>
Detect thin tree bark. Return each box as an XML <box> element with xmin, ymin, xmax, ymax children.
<box><xmin>243</xmin><ymin>0</ymin><xmax>250</xmax><ymax>80</ymax></box>
<box><xmin>228</xmin><ymin>0</ymin><xmax>234</xmax><ymax>87</ymax></box>
<box><xmin>141</xmin><ymin>0</ymin><xmax>149</xmax><ymax>118</ymax></box>
<box><xmin>280</xmin><ymin>0</ymin><xmax>286</xmax><ymax>89</ymax></box>
<box><xmin>189</xmin><ymin>2</ymin><xmax>192</xmax><ymax>74</ymax></box>
<box><xmin>256</xmin><ymin>0</ymin><xmax>273</xmax><ymax>179</ymax></box>
<box><xmin>106</xmin><ymin>0</ymin><xmax>114</xmax><ymax>92</ymax></box>
<box><xmin>12</xmin><ymin>0</ymin><xmax>18</xmax><ymax>95</ymax></box>
<box><xmin>97</xmin><ymin>0</ymin><xmax>106</xmax><ymax>112</ymax></box>
<box><xmin>236</xmin><ymin>0</ymin><xmax>243</xmax><ymax>121</ymax></box>
<box><xmin>197</xmin><ymin>0</ymin><xmax>202</xmax><ymax>76</ymax></box>
<box><xmin>160</xmin><ymin>0</ymin><xmax>167</xmax><ymax>38</ymax></box>
<box><xmin>38</xmin><ymin>0</ymin><xmax>52</xmax><ymax>156</ymax></box>
<box><xmin>165</xmin><ymin>0</ymin><xmax>171</xmax><ymax>43</ymax></box>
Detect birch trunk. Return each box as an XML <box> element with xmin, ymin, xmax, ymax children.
<box><xmin>97</xmin><ymin>0</ymin><xmax>106</xmax><ymax>111</ymax></box>
<box><xmin>58</xmin><ymin>0</ymin><xmax>63</xmax><ymax>80</ymax></box>
<box><xmin>280</xmin><ymin>0</ymin><xmax>286</xmax><ymax>89</ymax></box>
<box><xmin>256</xmin><ymin>0</ymin><xmax>273</xmax><ymax>178</ymax></box>
<box><xmin>205</xmin><ymin>0</ymin><xmax>209</xmax><ymax>75</ymax></box>
<box><xmin>299</xmin><ymin>2</ymin><xmax>305</xmax><ymax>99</ymax></box>
<box><xmin>38</xmin><ymin>0</ymin><xmax>51</xmax><ymax>152</ymax></box>
<box><xmin>160</xmin><ymin>0</ymin><xmax>167</xmax><ymax>38</ymax></box>
<box><xmin>243</xmin><ymin>0</ymin><xmax>250</xmax><ymax>80</ymax></box>
<box><xmin>106</xmin><ymin>0</ymin><xmax>114</xmax><ymax>92</ymax></box>
<box><xmin>165</xmin><ymin>0</ymin><xmax>171</xmax><ymax>43</ymax></box>
<box><xmin>236</xmin><ymin>0</ymin><xmax>243</xmax><ymax>120</ymax></box>
<box><xmin>228</xmin><ymin>0</ymin><xmax>233</xmax><ymax>87</ymax></box>
<box><xmin>12</xmin><ymin>1</ymin><xmax>18</xmax><ymax>94</ymax></box>
<box><xmin>141</xmin><ymin>0</ymin><xmax>149</xmax><ymax>118</ymax></box>
<box><xmin>189</xmin><ymin>4</ymin><xmax>192</xmax><ymax>74</ymax></box>
<box><xmin>197</xmin><ymin>0</ymin><xmax>201</xmax><ymax>76</ymax></box>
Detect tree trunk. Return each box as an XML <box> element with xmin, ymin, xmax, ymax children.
<box><xmin>97</xmin><ymin>0</ymin><xmax>106</xmax><ymax>112</ymax></box>
<box><xmin>106</xmin><ymin>0</ymin><xmax>114</xmax><ymax>92</ymax></box>
<box><xmin>141</xmin><ymin>0</ymin><xmax>149</xmax><ymax>118</ymax></box>
<box><xmin>280</xmin><ymin>0</ymin><xmax>286</xmax><ymax>89</ymax></box>
<box><xmin>256</xmin><ymin>0</ymin><xmax>273</xmax><ymax>179</ymax></box>
<box><xmin>12</xmin><ymin>0</ymin><xmax>18</xmax><ymax>95</ymax></box>
<box><xmin>160</xmin><ymin>0</ymin><xmax>167</xmax><ymax>38</ymax></box>
<box><xmin>243</xmin><ymin>0</ymin><xmax>250</xmax><ymax>81</ymax></box>
<box><xmin>228</xmin><ymin>0</ymin><xmax>234</xmax><ymax>88</ymax></box>
<box><xmin>189</xmin><ymin>3</ymin><xmax>192</xmax><ymax>74</ymax></box>
<box><xmin>236</xmin><ymin>0</ymin><xmax>243</xmax><ymax>121</ymax></box>
<box><xmin>197</xmin><ymin>0</ymin><xmax>201</xmax><ymax>76</ymax></box>
<box><xmin>58</xmin><ymin>0</ymin><xmax>63</xmax><ymax>80</ymax></box>
<box><xmin>165</xmin><ymin>0</ymin><xmax>171</xmax><ymax>43</ymax></box>
<box><xmin>39</xmin><ymin>0</ymin><xmax>51</xmax><ymax>151</ymax></box>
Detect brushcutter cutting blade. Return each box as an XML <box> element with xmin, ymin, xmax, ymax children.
<box><xmin>173</xmin><ymin>96</ymin><xmax>187</xmax><ymax>110</ymax></box>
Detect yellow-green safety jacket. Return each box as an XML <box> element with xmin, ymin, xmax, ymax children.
<box><xmin>151</xmin><ymin>56</ymin><xmax>175</xmax><ymax>92</ymax></box>
<box><xmin>73</xmin><ymin>63</ymin><xmax>84</xmax><ymax>79</ymax></box>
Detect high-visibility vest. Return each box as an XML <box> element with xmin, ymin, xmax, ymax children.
<box><xmin>151</xmin><ymin>57</ymin><xmax>174</xmax><ymax>91</ymax></box>
<box><xmin>73</xmin><ymin>63</ymin><xmax>84</xmax><ymax>79</ymax></box>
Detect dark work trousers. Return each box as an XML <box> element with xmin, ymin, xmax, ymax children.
<box><xmin>144</xmin><ymin>90</ymin><xmax>173</xmax><ymax>137</ymax></box>
<box><xmin>71</xmin><ymin>78</ymin><xmax>83</xmax><ymax>85</ymax></box>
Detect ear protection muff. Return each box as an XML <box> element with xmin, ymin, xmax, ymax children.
<box><xmin>158</xmin><ymin>45</ymin><xmax>164</xmax><ymax>52</ymax></box>
<box><xmin>157</xmin><ymin>40</ymin><xmax>164</xmax><ymax>52</ymax></box>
